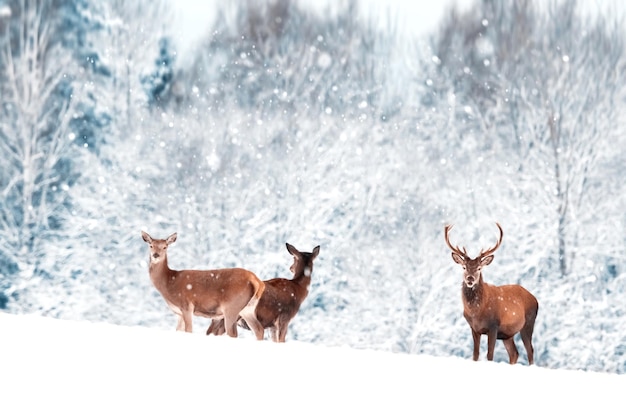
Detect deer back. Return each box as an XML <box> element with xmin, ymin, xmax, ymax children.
<box><xmin>165</xmin><ymin>268</ymin><xmax>261</xmax><ymax>316</ymax></box>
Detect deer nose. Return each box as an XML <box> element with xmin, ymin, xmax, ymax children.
<box><xmin>466</xmin><ymin>275</ymin><xmax>475</xmax><ymax>284</ymax></box>
<box><xmin>152</xmin><ymin>253</ymin><xmax>160</xmax><ymax>259</ymax></box>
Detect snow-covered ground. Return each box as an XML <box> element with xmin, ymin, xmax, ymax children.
<box><xmin>1</xmin><ymin>313</ymin><xmax>623</xmax><ymax>416</ymax></box>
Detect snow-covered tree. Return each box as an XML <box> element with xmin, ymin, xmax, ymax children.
<box><xmin>430</xmin><ymin>0</ymin><xmax>625</xmax><ymax>280</ymax></box>
<box><xmin>0</xmin><ymin>0</ymin><xmax>83</xmax><ymax>306</ymax></box>
<box><xmin>3</xmin><ymin>0</ymin><xmax>625</xmax><ymax>374</ymax></box>
<box><xmin>142</xmin><ymin>36</ymin><xmax>176</xmax><ymax>109</ymax></box>
<box><xmin>80</xmin><ymin>0</ymin><xmax>172</xmax><ymax>133</ymax></box>
<box><xmin>181</xmin><ymin>0</ymin><xmax>400</xmax><ymax>120</ymax></box>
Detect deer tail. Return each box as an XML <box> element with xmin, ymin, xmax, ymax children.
<box><xmin>246</xmin><ymin>275</ymin><xmax>265</xmax><ymax>311</ymax></box>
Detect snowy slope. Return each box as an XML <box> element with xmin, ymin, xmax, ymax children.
<box><xmin>1</xmin><ymin>313</ymin><xmax>624</xmax><ymax>417</ymax></box>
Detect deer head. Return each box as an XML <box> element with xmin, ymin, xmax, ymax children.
<box><xmin>141</xmin><ymin>231</ymin><xmax>177</xmax><ymax>265</ymax></box>
<box><xmin>287</xmin><ymin>243</ymin><xmax>320</xmax><ymax>278</ymax></box>
<box><xmin>444</xmin><ymin>223</ymin><xmax>503</xmax><ymax>289</ymax></box>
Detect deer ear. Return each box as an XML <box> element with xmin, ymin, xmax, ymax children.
<box><xmin>141</xmin><ymin>231</ymin><xmax>152</xmax><ymax>243</ymax></box>
<box><xmin>451</xmin><ymin>253</ymin><xmax>464</xmax><ymax>264</ymax></box>
<box><xmin>166</xmin><ymin>233</ymin><xmax>177</xmax><ymax>244</ymax></box>
<box><xmin>311</xmin><ymin>245</ymin><xmax>320</xmax><ymax>259</ymax></box>
<box><xmin>481</xmin><ymin>255</ymin><xmax>494</xmax><ymax>266</ymax></box>
<box><xmin>286</xmin><ymin>243</ymin><xmax>298</xmax><ymax>256</ymax></box>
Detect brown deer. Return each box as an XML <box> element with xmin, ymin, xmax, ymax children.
<box><xmin>444</xmin><ymin>223</ymin><xmax>539</xmax><ymax>364</ymax></box>
<box><xmin>141</xmin><ymin>231</ymin><xmax>265</xmax><ymax>339</ymax></box>
<box><xmin>207</xmin><ymin>243</ymin><xmax>320</xmax><ymax>342</ymax></box>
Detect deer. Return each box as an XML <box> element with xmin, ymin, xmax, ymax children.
<box><xmin>444</xmin><ymin>223</ymin><xmax>539</xmax><ymax>364</ymax></box>
<box><xmin>206</xmin><ymin>243</ymin><xmax>320</xmax><ymax>342</ymax></box>
<box><xmin>141</xmin><ymin>231</ymin><xmax>265</xmax><ymax>340</ymax></box>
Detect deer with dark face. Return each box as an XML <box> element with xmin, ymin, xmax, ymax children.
<box><xmin>444</xmin><ymin>223</ymin><xmax>539</xmax><ymax>364</ymax></box>
<box><xmin>141</xmin><ymin>231</ymin><xmax>265</xmax><ymax>339</ymax></box>
<box><xmin>207</xmin><ymin>243</ymin><xmax>320</xmax><ymax>342</ymax></box>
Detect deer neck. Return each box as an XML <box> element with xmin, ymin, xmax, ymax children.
<box><xmin>462</xmin><ymin>277</ymin><xmax>485</xmax><ymax>307</ymax></box>
<box><xmin>148</xmin><ymin>256</ymin><xmax>174</xmax><ymax>290</ymax></box>
<box><xmin>292</xmin><ymin>268</ymin><xmax>312</xmax><ymax>289</ymax></box>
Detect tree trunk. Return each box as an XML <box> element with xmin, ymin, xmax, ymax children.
<box><xmin>549</xmin><ymin>111</ymin><xmax>567</xmax><ymax>279</ymax></box>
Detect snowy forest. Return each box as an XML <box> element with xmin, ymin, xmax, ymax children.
<box><xmin>0</xmin><ymin>0</ymin><xmax>624</xmax><ymax>374</ymax></box>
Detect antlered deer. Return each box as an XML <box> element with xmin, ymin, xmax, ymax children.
<box><xmin>444</xmin><ymin>223</ymin><xmax>539</xmax><ymax>364</ymax></box>
<box><xmin>207</xmin><ymin>243</ymin><xmax>320</xmax><ymax>342</ymax></box>
<box><xmin>141</xmin><ymin>231</ymin><xmax>265</xmax><ymax>339</ymax></box>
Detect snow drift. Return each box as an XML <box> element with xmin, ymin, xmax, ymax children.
<box><xmin>1</xmin><ymin>313</ymin><xmax>623</xmax><ymax>416</ymax></box>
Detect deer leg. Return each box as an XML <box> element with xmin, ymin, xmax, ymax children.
<box><xmin>277</xmin><ymin>319</ymin><xmax>289</xmax><ymax>343</ymax></box>
<box><xmin>237</xmin><ymin>317</ymin><xmax>250</xmax><ymax>331</ymax></box>
<box><xmin>278</xmin><ymin>325</ymin><xmax>288</xmax><ymax>343</ymax></box>
<box><xmin>175</xmin><ymin>315</ymin><xmax>185</xmax><ymax>331</ymax></box>
<box><xmin>502</xmin><ymin>338</ymin><xmax>519</xmax><ymax>364</ymax></box>
<box><xmin>239</xmin><ymin>310</ymin><xmax>265</xmax><ymax>341</ymax></box>
<box><xmin>520</xmin><ymin>324</ymin><xmax>535</xmax><ymax>365</ymax></box>
<box><xmin>206</xmin><ymin>318</ymin><xmax>224</xmax><ymax>336</ymax></box>
<box><xmin>486</xmin><ymin>329</ymin><xmax>497</xmax><ymax>361</ymax></box>
<box><xmin>206</xmin><ymin>319</ymin><xmax>215</xmax><ymax>335</ymax></box>
<box><xmin>223</xmin><ymin>311</ymin><xmax>239</xmax><ymax>338</ymax></box>
<box><xmin>182</xmin><ymin>306</ymin><xmax>194</xmax><ymax>333</ymax></box>
<box><xmin>270</xmin><ymin>326</ymin><xmax>279</xmax><ymax>343</ymax></box>
<box><xmin>471</xmin><ymin>330</ymin><xmax>481</xmax><ymax>361</ymax></box>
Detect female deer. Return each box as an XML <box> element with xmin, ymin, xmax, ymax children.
<box><xmin>207</xmin><ymin>243</ymin><xmax>320</xmax><ymax>342</ymax></box>
<box><xmin>141</xmin><ymin>231</ymin><xmax>265</xmax><ymax>339</ymax></box>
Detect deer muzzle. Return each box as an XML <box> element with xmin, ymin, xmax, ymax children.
<box><xmin>465</xmin><ymin>275</ymin><xmax>476</xmax><ymax>287</ymax></box>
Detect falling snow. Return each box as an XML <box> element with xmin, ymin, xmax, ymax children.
<box><xmin>0</xmin><ymin>0</ymin><xmax>624</xmax><ymax>378</ymax></box>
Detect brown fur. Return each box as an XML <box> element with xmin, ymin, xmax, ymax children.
<box><xmin>207</xmin><ymin>243</ymin><xmax>320</xmax><ymax>342</ymax></box>
<box><xmin>445</xmin><ymin>223</ymin><xmax>539</xmax><ymax>364</ymax></box>
<box><xmin>141</xmin><ymin>231</ymin><xmax>265</xmax><ymax>339</ymax></box>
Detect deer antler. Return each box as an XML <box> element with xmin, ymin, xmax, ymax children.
<box><xmin>444</xmin><ymin>224</ymin><xmax>468</xmax><ymax>259</ymax></box>
<box><xmin>479</xmin><ymin>222</ymin><xmax>504</xmax><ymax>259</ymax></box>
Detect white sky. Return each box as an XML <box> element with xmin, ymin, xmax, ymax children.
<box><xmin>170</xmin><ymin>0</ymin><xmax>624</xmax><ymax>47</ymax></box>
<box><xmin>170</xmin><ymin>0</ymin><xmax>470</xmax><ymax>60</ymax></box>
<box><xmin>169</xmin><ymin>0</ymin><xmax>623</xmax><ymax>65</ymax></box>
